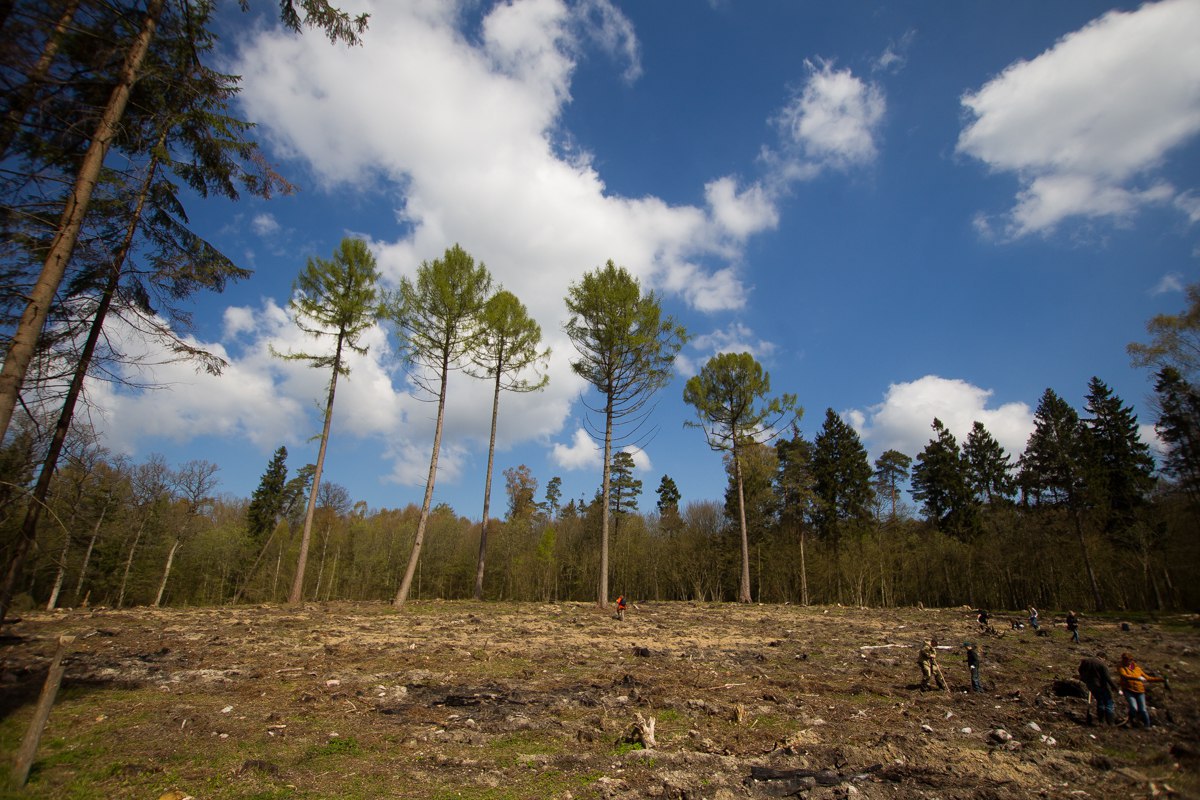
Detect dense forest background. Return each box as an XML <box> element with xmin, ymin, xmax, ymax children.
<box><xmin>1</xmin><ymin>1</ymin><xmax>1198</xmax><ymax>616</ymax></box>
<box><xmin>3</xmin><ymin>360</ymin><xmax>1199</xmax><ymax>614</ymax></box>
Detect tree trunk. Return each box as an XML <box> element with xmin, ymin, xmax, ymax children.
<box><xmin>0</xmin><ymin>136</ymin><xmax>164</xmax><ymax>624</ymax></box>
<box><xmin>152</xmin><ymin>539</ymin><xmax>181</xmax><ymax>607</ymax></box>
<box><xmin>474</xmin><ymin>369</ymin><xmax>502</xmax><ymax>600</ymax></box>
<box><xmin>0</xmin><ymin>0</ymin><xmax>81</xmax><ymax>159</ymax></box>
<box><xmin>0</xmin><ymin>0</ymin><xmax>166</xmax><ymax>443</ymax></box>
<box><xmin>1071</xmin><ymin>507</ymin><xmax>1105</xmax><ymax>611</ymax></box>
<box><xmin>733</xmin><ymin>441</ymin><xmax>752</xmax><ymax>603</ymax></box>
<box><xmin>597</xmin><ymin>396</ymin><xmax>614</xmax><ymax>608</ymax></box>
<box><xmin>73</xmin><ymin>502</ymin><xmax>109</xmax><ymax>604</ymax></box>
<box><xmin>289</xmin><ymin>335</ymin><xmax>343</xmax><ymax>604</ymax></box>
<box><xmin>116</xmin><ymin>519</ymin><xmax>148</xmax><ymax>608</ymax></box>
<box><xmin>394</xmin><ymin>351</ymin><xmax>451</xmax><ymax>607</ymax></box>
<box><xmin>45</xmin><ymin>534</ymin><xmax>69</xmax><ymax>611</ymax></box>
<box><xmin>799</xmin><ymin>524</ymin><xmax>808</xmax><ymax>606</ymax></box>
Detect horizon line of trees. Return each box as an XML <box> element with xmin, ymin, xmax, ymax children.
<box><xmin>2</xmin><ymin>363</ymin><xmax>1197</xmax><ymax>614</ymax></box>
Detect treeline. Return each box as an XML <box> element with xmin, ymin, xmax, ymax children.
<box><xmin>3</xmin><ymin>360</ymin><xmax>1198</xmax><ymax>613</ymax></box>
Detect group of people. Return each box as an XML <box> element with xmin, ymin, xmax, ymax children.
<box><xmin>917</xmin><ymin>637</ymin><xmax>981</xmax><ymax>694</ymax></box>
<box><xmin>1079</xmin><ymin>651</ymin><xmax>1165</xmax><ymax>728</ymax></box>
<box><xmin>916</xmin><ymin>608</ymin><xmax>1166</xmax><ymax>729</ymax></box>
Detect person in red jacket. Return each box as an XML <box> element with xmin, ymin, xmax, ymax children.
<box><xmin>614</xmin><ymin>594</ymin><xmax>627</xmax><ymax>621</ymax></box>
<box><xmin>1118</xmin><ymin>652</ymin><xmax>1163</xmax><ymax>728</ymax></box>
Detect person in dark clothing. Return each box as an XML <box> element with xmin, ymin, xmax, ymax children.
<box><xmin>964</xmin><ymin>642</ymin><xmax>983</xmax><ymax>692</ymax></box>
<box><xmin>1066</xmin><ymin>610</ymin><xmax>1080</xmax><ymax>643</ymax></box>
<box><xmin>1079</xmin><ymin>655</ymin><xmax>1119</xmax><ymax>725</ymax></box>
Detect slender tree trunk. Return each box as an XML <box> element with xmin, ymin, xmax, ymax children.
<box><xmin>0</xmin><ymin>0</ymin><xmax>81</xmax><ymax>159</ymax></box>
<box><xmin>0</xmin><ymin>0</ymin><xmax>166</xmax><ymax>443</ymax></box>
<box><xmin>314</xmin><ymin>521</ymin><xmax>331</xmax><ymax>600</ymax></box>
<box><xmin>74</xmin><ymin>502</ymin><xmax>108</xmax><ymax>604</ymax></box>
<box><xmin>474</xmin><ymin>369</ymin><xmax>502</xmax><ymax>600</ymax></box>
<box><xmin>45</xmin><ymin>534</ymin><xmax>69</xmax><ymax>610</ymax></box>
<box><xmin>289</xmin><ymin>337</ymin><xmax>343</xmax><ymax>604</ymax></box>
<box><xmin>0</xmin><ymin>137</ymin><xmax>164</xmax><ymax>624</ymax></box>
<box><xmin>597</xmin><ymin>397</ymin><xmax>614</xmax><ymax>608</ymax></box>
<box><xmin>326</xmin><ymin>546</ymin><xmax>339</xmax><ymax>601</ymax></box>
<box><xmin>1071</xmin><ymin>507</ymin><xmax>1105</xmax><ymax>611</ymax></box>
<box><xmin>733</xmin><ymin>441</ymin><xmax>752</xmax><ymax>603</ymax></box>
<box><xmin>394</xmin><ymin>353</ymin><xmax>452</xmax><ymax>607</ymax></box>
<box><xmin>152</xmin><ymin>539</ymin><xmax>181</xmax><ymax>607</ymax></box>
<box><xmin>799</xmin><ymin>525</ymin><xmax>808</xmax><ymax>606</ymax></box>
<box><xmin>116</xmin><ymin>518</ymin><xmax>148</xmax><ymax>608</ymax></box>
<box><xmin>273</xmin><ymin>548</ymin><xmax>282</xmax><ymax>600</ymax></box>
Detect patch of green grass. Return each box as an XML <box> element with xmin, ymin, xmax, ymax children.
<box><xmin>309</xmin><ymin>736</ymin><xmax>362</xmax><ymax>758</ymax></box>
<box><xmin>611</xmin><ymin>740</ymin><xmax>642</xmax><ymax>756</ymax></box>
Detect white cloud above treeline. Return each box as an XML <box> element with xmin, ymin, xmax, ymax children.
<box><xmin>847</xmin><ymin>375</ymin><xmax>1035</xmax><ymax>463</ymax></box>
<box><xmin>957</xmin><ymin>0</ymin><xmax>1200</xmax><ymax>238</ymax></box>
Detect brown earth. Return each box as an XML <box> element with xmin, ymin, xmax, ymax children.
<box><xmin>0</xmin><ymin>601</ymin><xmax>1197</xmax><ymax>800</ymax></box>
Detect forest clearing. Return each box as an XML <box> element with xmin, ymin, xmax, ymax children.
<box><xmin>1</xmin><ymin>601</ymin><xmax>1197</xmax><ymax>799</ymax></box>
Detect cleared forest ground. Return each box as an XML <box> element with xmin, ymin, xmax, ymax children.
<box><xmin>0</xmin><ymin>601</ymin><xmax>1197</xmax><ymax>799</ymax></box>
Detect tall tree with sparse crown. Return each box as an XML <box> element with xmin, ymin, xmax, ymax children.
<box><xmin>389</xmin><ymin>244</ymin><xmax>492</xmax><ymax>607</ymax></box>
<box><xmin>273</xmin><ymin>237</ymin><xmax>380</xmax><ymax>605</ymax></box>
<box><xmin>465</xmin><ymin>289</ymin><xmax>548</xmax><ymax>600</ymax></box>
<box><xmin>564</xmin><ymin>260</ymin><xmax>686</xmax><ymax>608</ymax></box>
<box><xmin>684</xmin><ymin>351</ymin><xmax>798</xmax><ymax>603</ymax></box>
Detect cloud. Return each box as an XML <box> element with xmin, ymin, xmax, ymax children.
<box><xmin>551</xmin><ymin>427</ymin><xmax>601</xmax><ymax>470</ymax></box>
<box><xmin>678</xmin><ymin>322</ymin><xmax>778</xmax><ymax>376</ymax></box>
<box><xmin>251</xmin><ymin>212</ymin><xmax>281</xmax><ymax>236</ymax></box>
<box><xmin>771</xmin><ymin>59</ymin><xmax>886</xmax><ymax>175</ymax></box>
<box><xmin>957</xmin><ymin>0</ymin><xmax>1200</xmax><ymax>238</ymax></box>
<box><xmin>874</xmin><ymin>29</ymin><xmax>915</xmax><ymax>74</ymax></box>
<box><xmin>848</xmin><ymin>375</ymin><xmax>1035</xmax><ymax>461</ymax></box>
<box><xmin>1152</xmin><ymin>272</ymin><xmax>1185</xmax><ymax>296</ymax></box>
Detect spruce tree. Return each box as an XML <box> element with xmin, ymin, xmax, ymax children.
<box><xmin>911</xmin><ymin>418</ymin><xmax>978</xmax><ymax>537</ymax></box>
<box><xmin>247</xmin><ymin>446</ymin><xmax>290</xmax><ymax>543</ymax></box>
<box><xmin>810</xmin><ymin>409</ymin><xmax>872</xmax><ymax>602</ymax></box>
<box><xmin>1084</xmin><ymin>377</ymin><xmax>1154</xmax><ymax>529</ymax></box>
<box><xmin>962</xmin><ymin>421</ymin><xmax>1015</xmax><ymax>504</ymax></box>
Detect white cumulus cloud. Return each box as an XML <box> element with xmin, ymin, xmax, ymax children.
<box><xmin>957</xmin><ymin>0</ymin><xmax>1200</xmax><ymax>238</ymax></box>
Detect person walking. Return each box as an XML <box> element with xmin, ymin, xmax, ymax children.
<box><xmin>1028</xmin><ymin>606</ymin><xmax>1040</xmax><ymax>631</ymax></box>
<box><xmin>1065</xmin><ymin>610</ymin><xmax>1080</xmax><ymax>643</ymax></box>
<box><xmin>1079</xmin><ymin>655</ymin><xmax>1119</xmax><ymax>725</ymax></box>
<box><xmin>1118</xmin><ymin>652</ymin><xmax>1163</xmax><ymax>728</ymax></box>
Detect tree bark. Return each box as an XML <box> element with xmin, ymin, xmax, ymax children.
<box><xmin>152</xmin><ymin>538</ymin><xmax>181</xmax><ymax>607</ymax></box>
<box><xmin>474</xmin><ymin>367</ymin><xmax>503</xmax><ymax>600</ymax></box>
<box><xmin>289</xmin><ymin>335</ymin><xmax>343</xmax><ymax>604</ymax></box>
<box><xmin>0</xmin><ymin>0</ymin><xmax>81</xmax><ymax>159</ymax></box>
<box><xmin>733</xmin><ymin>439</ymin><xmax>751</xmax><ymax>603</ymax></box>
<box><xmin>597</xmin><ymin>395</ymin><xmax>614</xmax><ymax>608</ymax></box>
<box><xmin>0</xmin><ymin>137</ymin><xmax>163</xmax><ymax>624</ymax></box>
<box><xmin>0</xmin><ymin>0</ymin><xmax>166</xmax><ymax>443</ymax></box>
<box><xmin>394</xmin><ymin>350</ymin><xmax>451</xmax><ymax>607</ymax></box>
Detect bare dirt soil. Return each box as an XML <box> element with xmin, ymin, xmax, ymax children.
<box><xmin>1</xmin><ymin>601</ymin><xmax>1197</xmax><ymax>800</ymax></box>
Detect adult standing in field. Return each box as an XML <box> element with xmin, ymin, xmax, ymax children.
<box><xmin>683</xmin><ymin>352</ymin><xmax>797</xmax><ymax>604</ymax></box>
<box><xmin>1079</xmin><ymin>654</ymin><xmax>1119</xmax><ymax>725</ymax></box>
<box><xmin>564</xmin><ymin>261</ymin><xmax>686</xmax><ymax>609</ymax></box>
<box><xmin>273</xmin><ymin>237</ymin><xmax>382</xmax><ymax>604</ymax></box>
<box><xmin>964</xmin><ymin>642</ymin><xmax>983</xmax><ymax>693</ymax></box>
<box><xmin>1118</xmin><ymin>652</ymin><xmax>1163</xmax><ymax>728</ymax></box>
<box><xmin>1066</xmin><ymin>610</ymin><xmax>1080</xmax><ymax>643</ymax></box>
<box><xmin>390</xmin><ymin>245</ymin><xmax>492</xmax><ymax>608</ymax></box>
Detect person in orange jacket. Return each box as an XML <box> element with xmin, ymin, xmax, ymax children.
<box><xmin>1118</xmin><ymin>652</ymin><xmax>1163</xmax><ymax>728</ymax></box>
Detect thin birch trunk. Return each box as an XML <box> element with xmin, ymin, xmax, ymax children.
<box><xmin>152</xmin><ymin>539</ymin><xmax>181</xmax><ymax>607</ymax></box>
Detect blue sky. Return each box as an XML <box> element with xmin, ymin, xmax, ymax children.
<box><xmin>88</xmin><ymin>0</ymin><xmax>1200</xmax><ymax>517</ymax></box>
